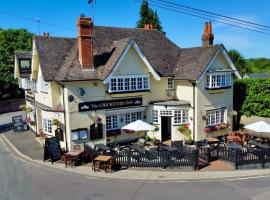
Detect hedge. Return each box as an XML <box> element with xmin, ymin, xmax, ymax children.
<box><xmin>234</xmin><ymin>78</ymin><xmax>270</xmax><ymax>118</ymax></box>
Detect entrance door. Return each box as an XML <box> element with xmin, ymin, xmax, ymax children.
<box><xmin>161</xmin><ymin>116</ymin><xmax>171</xmax><ymax>141</ymax></box>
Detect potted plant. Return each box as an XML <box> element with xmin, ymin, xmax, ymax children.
<box><xmin>184</xmin><ymin>131</ymin><xmax>193</xmax><ymax>145</ymax></box>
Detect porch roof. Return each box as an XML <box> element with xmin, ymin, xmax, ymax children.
<box><xmin>152</xmin><ymin>100</ymin><xmax>191</xmax><ymax>107</ymax></box>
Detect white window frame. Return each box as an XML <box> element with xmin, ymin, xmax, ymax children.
<box><xmin>206</xmin><ymin>72</ymin><xmax>231</xmax><ymax>89</ymax></box>
<box><xmin>125</xmin><ymin>111</ymin><xmax>143</xmax><ymax>125</ymax></box>
<box><xmin>167</xmin><ymin>78</ymin><xmax>174</xmax><ymax>90</ymax></box>
<box><xmin>206</xmin><ymin>108</ymin><xmax>226</xmax><ymax>126</ymax></box>
<box><xmin>39</xmin><ymin>75</ymin><xmax>48</xmax><ymax>93</ymax></box>
<box><xmin>152</xmin><ymin>110</ymin><xmax>159</xmax><ymax>124</ymax></box>
<box><xmin>106</xmin><ymin>115</ymin><xmax>119</xmax><ymax>131</ymax></box>
<box><xmin>108</xmin><ymin>75</ymin><xmax>150</xmax><ymax>93</ymax></box>
<box><xmin>173</xmin><ymin>109</ymin><xmax>189</xmax><ymax>125</ymax></box>
<box><xmin>42</xmin><ymin>118</ymin><xmax>52</xmax><ymax>135</ymax></box>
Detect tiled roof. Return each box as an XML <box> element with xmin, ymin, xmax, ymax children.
<box><xmin>32</xmin><ymin>26</ymin><xmax>221</xmax><ymax>82</ymax></box>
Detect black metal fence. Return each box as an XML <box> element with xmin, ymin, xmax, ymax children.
<box><xmin>219</xmin><ymin>146</ymin><xmax>270</xmax><ymax>169</ymax></box>
<box><xmin>115</xmin><ymin>147</ymin><xmax>197</xmax><ymax>169</ymax></box>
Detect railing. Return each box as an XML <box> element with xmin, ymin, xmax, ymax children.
<box><xmin>115</xmin><ymin>148</ymin><xmax>196</xmax><ymax>169</ymax></box>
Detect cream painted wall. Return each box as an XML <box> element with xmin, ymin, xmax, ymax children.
<box><xmin>63</xmin><ymin>47</ymin><xmax>174</xmax><ymax>149</ymax></box>
<box><xmin>175</xmin><ymin>80</ymin><xmax>194</xmax><ymax>141</ymax></box>
<box><xmin>114</xmin><ymin>46</ymin><xmax>149</xmax><ymax>76</ymax></box>
<box><xmin>195</xmin><ymin>51</ymin><xmax>233</xmax><ymax>141</ymax></box>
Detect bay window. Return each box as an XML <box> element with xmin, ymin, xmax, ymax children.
<box><xmin>174</xmin><ymin>110</ymin><xmax>189</xmax><ymax>125</ymax></box>
<box><xmin>108</xmin><ymin>75</ymin><xmax>150</xmax><ymax>93</ymax></box>
<box><xmin>206</xmin><ymin>72</ymin><xmax>231</xmax><ymax>89</ymax></box>
<box><xmin>125</xmin><ymin>112</ymin><xmax>143</xmax><ymax>125</ymax></box>
<box><xmin>206</xmin><ymin>108</ymin><xmax>226</xmax><ymax>126</ymax></box>
<box><xmin>152</xmin><ymin>110</ymin><xmax>158</xmax><ymax>123</ymax></box>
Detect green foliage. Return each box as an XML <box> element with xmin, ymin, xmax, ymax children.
<box><xmin>228</xmin><ymin>49</ymin><xmax>270</xmax><ymax>75</ymax></box>
<box><xmin>234</xmin><ymin>79</ymin><xmax>270</xmax><ymax>118</ymax></box>
<box><xmin>0</xmin><ymin>28</ymin><xmax>33</xmax><ymax>100</ymax></box>
<box><xmin>246</xmin><ymin>58</ymin><xmax>270</xmax><ymax>74</ymax></box>
<box><xmin>145</xmin><ymin>135</ymin><xmax>150</xmax><ymax>142</ymax></box>
<box><xmin>228</xmin><ymin>49</ymin><xmax>251</xmax><ymax>75</ymax></box>
<box><xmin>136</xmin><ymin>0</ymin><xmax>164</xmax><ymax>33</ymax></box>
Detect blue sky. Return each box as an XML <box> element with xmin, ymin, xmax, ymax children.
<box><xmin>0</xmin><ymin>0</ymin><xmax>269</xmax><ymax>58</ymax></box>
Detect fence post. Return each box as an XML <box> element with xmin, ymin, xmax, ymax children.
<box><xmin>127</xmin><ymin>148</ymin><xmax>131</xmax><ymax>167</ymax></box>
<box><xmin>207</xmin><ymin>147</ymin><xmax>211</xmax><ymax>163</ymax></box>
<box><xmin>234</xmin><ymin>149</ymin><xmax>239</xmax><ymax>170</ymax></box>
<box><xmin>260</xmin><ymin>149</ymin><xmax>265</xmax><ymax>169</ymax></box>
<box><xmin>192</xmin><ymin>149</ymin><xmax>199</xmax><ymax>170</ymax></box>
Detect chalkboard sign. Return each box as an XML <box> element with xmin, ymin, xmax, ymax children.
<box><xmin>12</xmin><ymin>115</ymin><xmax>24</xmax><ymax>132</ymax></box>
<box><xmin>44</xmin><ymin>137</ymin><xmax>62</xmax><ymax>164</ymax></box>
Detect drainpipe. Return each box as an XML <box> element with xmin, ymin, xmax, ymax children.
<box><xmin>192</xmin><ymin>82</ymin><xmax>196</xmax><ymax>145</ymax></box>
<box><xmin>61</xmin><ymin>84</ymin><xmax>69</xmax><ymax>151</ymax></box>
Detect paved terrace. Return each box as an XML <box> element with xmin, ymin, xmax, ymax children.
<box><xmin>2</xmin><ymin>130</ymin><xmax>270</xmax><ymax>181</ymax></box>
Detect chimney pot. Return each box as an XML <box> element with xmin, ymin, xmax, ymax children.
<box><xmin>43</xmin><ymin>32</ymin><xmax>49</xmax><ymax>37</ymax></box>
<box><xmin>144</xmin><ymin>23</ymin><xmax>153</xmax><ymax>30</ymax></box>
<box><xmin>77</xmin><ymin>16</ymin><xmax>94</xmax><ymax>70</ymax></box>
<box><xmin>202</xmin><ymin>21</ymin><xmax>214</xmax><ymax>47</ymax></box>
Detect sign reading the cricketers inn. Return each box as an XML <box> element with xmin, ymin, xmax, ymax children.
<box><xmin>78</xmin><ymin>97</ymin><xmax>143</xmax><ymax>112</ymax></box>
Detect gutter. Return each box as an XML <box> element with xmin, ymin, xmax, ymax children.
<box><xmin>60</xmin><ymin>84</ymin><xmax>69</xmax><ymax>151</ymax></box>
<box><xmin>191</xmin><ymin>81</ymin><xmax>196</xmax><ymax>144</ymax></box>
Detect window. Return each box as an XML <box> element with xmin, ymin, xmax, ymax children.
<box><xmin>167</xmin><ymin>78</ymin><xmax>174</xmax><ymax>89</ymax></box>
<box><xmin>206</xmin><ymin>72</ymin><xmax>231</xmax><ymax>89</ymax></box>
<box><xmin>42</xmin><ymin>118</ymin><xmax>52</xmax><ymax>135</ymax></box>
<box><xmin>125</xmin><ymin>112</ymin><xmax>143</xmax><ymax>125</ymax></box>
<box><xmin>72</xmin><ymin>129</ymin><xmax>88</xmax><ymax>140</ymax></box>
<box><xmin>39</xmin><ymin>75</ymin><xmax>48</xmax><ymax>93</ymax></box>
<box><xmin>109</xmin><ymin>75</ymin><xmax>150</xmax><ymax>93</ymax></box>
<box><xmin>152</xmin><ymin>110</ymin><xmax>158</xmax><ymax>123</ymax></box>
<box><xmin>206</xmin><ymin>108</ymin><xmax>225</xmax><ymax>126</ymax></box>
<box><xmin>160</xmin><ymin>110</ymin><xmax>173</xmax><ymax>116</ymax></box>
<box><xmin>106</xmin><ymin>115</ymin><xmax>118</xmax><ymax>130</ymax></box>
<box><xmin>111</xmin><ymin>78</ymin><xmax>117</xmax><ymax>91</ymax></box>
<box><xmin>174</xmin><ymin>110</ymin><xmax>189</xmax><ymax>124</ymax></box>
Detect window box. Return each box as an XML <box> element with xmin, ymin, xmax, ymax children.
<box><xmin>106</xmin><ymin>129</ymin><xmax>121</xmax><ymax>137</ymax></box>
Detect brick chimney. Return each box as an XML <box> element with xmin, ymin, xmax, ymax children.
<box><xmin>43</xmin><ymin>32</ymin><xmax>49</xmax><ymax>37</ymax></box>
<box><xmin>77</xmin><ymin>16</ymin><xmax>94</xmax><ymax>70</ymax></box>
<box><xmin>201</xmin><ymin>21</ymin><xmax>214</xmax><ymax>47</ymax></box>
<box><xmin>144</xmin><ymin>23</ymin><xmax>153</xmax><ymax>30</ymax></box>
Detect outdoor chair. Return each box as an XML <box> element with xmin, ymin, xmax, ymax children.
<box><xmin>84</xmin><ymin>145</ymin><xmax>99</xmax><ymax>163</ymax></box>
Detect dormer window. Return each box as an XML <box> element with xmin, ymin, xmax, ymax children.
<box><xmin>108</xmin><ymin>75</ymin><xmax>150</xmax><ymax>93</ymax></box>
<box><xmin>206</xmin><ymin>72</ymin><xmax>231</xmax><ymax>89</ymax></box>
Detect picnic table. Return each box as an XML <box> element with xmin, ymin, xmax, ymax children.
<box><xmin>94</xmin><ymin>144</ymin><xmax>111</xmax><ymax>151</ymax></box>
<box><xmin>92</xmin><ymin>155</ymin><xmax>113</xmax><ymax>172</ymax></box>
<box><xmin>64</xmin><ymin>150</ymin><xmax>84</xmax><ymax>167</ymax></box>
<box><xmin>159</xmin><ymin>145</ymin><xmax>177</xmax><ymax>152</ymax></box>
<box><xmin>129</xmin><ymin>145</ymin><xmax>147</xmax><ymax>153</ymax></box>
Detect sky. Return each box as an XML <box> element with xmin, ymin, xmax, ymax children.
<box><xmin>0</xmin><ymin>0</ymin><xmax>269</xmax><ymax>58</ymax></box>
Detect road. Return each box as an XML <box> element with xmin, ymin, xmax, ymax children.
<box><xmin>1</xmin><ymin>142</ymin><xmax>270</xmax><ymax>200</ymax></box>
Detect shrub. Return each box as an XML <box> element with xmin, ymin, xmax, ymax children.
<box><xmin>234</xmin><ymin>79</ymin><xmax>270</xmax><ymax>117</ymax></box>
<box><xmin>145</xmin><ymin>135</ymin><xmax>150</xmax><ymax>141</ymax></box>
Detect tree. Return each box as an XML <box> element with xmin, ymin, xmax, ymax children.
<box><xmin>136</xmin><ymin>0</ymin><xmax>164</xmax><ymax>33</ymax></box>
<box><xmin>228</xmin><ymin>49</ymin><xmax>250</xmax><ymax>75</ymax></box>
<box><xmin>0</xmin><ymin>29</ymin><xmax>33</xmax><ymax>100</ymax></box>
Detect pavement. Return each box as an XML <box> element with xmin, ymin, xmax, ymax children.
<box><xmin>2</xmin><ymin>129</ymin><xmax>270</xmax><ymax>182</ymax></box>
<box><xmin>0</xmin><ymin>111</ymin><xmax>25</xmax><ymax>125</ymax></box>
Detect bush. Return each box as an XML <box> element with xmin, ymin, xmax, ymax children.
<box><xmin>145</xmin><ymin>135</ymin><xmax>150</xmax><ymax>141</ymax></box>
<box><xmin>234</xmin><ymin>78</ymin><xmax>270</xmax><ymax>117</ymax></box>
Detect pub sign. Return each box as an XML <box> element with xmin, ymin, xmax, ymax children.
<box><xmin>78</xmin><ymin>97</ymin><xmax>143</xmax><ymax>112</ymax></box>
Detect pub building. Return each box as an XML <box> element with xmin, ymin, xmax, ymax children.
<box><xmin>14</xmin><ymin>16</ymin><xmax>241</xmax><ymax>150</ymax></box>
